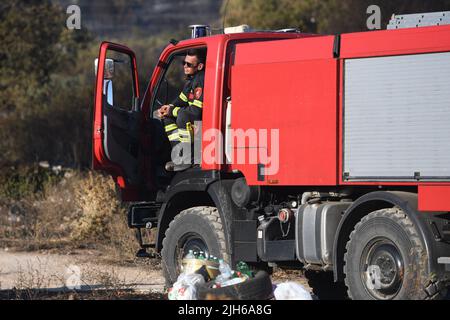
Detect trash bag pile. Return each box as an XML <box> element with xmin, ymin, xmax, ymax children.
<box><xmin>167</xmin><ymin>250</ymin><xmax>312</xmax><ymax>300</ymax></box>
<box><xmin>168</xmin><ymin>250</ymin><xmax>253</xmax><ymax>300</ymax></box>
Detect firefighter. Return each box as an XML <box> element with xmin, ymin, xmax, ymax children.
<box><xmin>157</xmin><ymin>48</ymin><xmax>206</xmax><ymax>171</ymax></box>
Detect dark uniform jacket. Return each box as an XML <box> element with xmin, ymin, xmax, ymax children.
<box><xmin>168</xmin><ymin>70</ymin><xmax>204</xmax><ymax>119</ymax></box>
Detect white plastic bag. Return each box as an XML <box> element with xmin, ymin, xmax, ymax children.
<box><xmin>168</xmin><ymin>272</ymin><xmax>206</xmax><ymax>300</ymax></box>
<box><xmin>273</xmin><ymin>282</ymin><xmax>313</xmax><ymax>300</ymax></box>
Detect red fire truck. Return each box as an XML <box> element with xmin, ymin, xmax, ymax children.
<box><xmin>93</xmin><ymin>12</ymin><xmax>450</xmax><ymax>299</ymax></box>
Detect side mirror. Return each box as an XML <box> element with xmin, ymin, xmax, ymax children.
<box><xmin>94</xmin><ymin>58</ymin><xmax>115</xmax><ymax>79</ymax></box>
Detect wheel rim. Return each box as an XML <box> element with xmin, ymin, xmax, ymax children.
<box><xmin>360</xmin><ymin>237</ymin><xmax>404</xmax><ymax>300</ymax></box>
<box><xmin>175</xmin><ymin>232</ymin><xmax>209</xmax><ymax>273</ymax></box>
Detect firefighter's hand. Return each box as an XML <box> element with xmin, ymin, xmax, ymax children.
<box><xmin>157</xmin><ymin>105</ymin><xmax>170</xmax><ymax>118</ymax></box>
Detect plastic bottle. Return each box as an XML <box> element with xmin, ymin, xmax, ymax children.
<box><xmin>218</xmin><ymin>259</ymin><xmax>232</xmax><ymax>280</ymax></box>
<box><xmin>185</xmin><ymin>250</ymin><xmax>195</xmax><ymax>259</ymax></box>
<box><xmin>198</xmin><ymin>251</ymin><xmax>205</xmax><ymax>260</ymax></box>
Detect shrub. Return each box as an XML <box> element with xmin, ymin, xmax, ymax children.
<box><xmin>71</xmin><ymin>172</ymin><xmax>123</xmax><ymax>241</ymax></box>
<box><xmin>0</xmin><ymin>164</ymin><xmax>62</xmax><ymax>201</ymax></box>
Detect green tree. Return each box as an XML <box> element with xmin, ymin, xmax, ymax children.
<box><xmin>222</xmin><ymin>0</ymin><xmax>450</xmax><ymax>34</ymax></box>
<box><xmin>223</xmin><ymin>0</ymin><xmax>320</xmax><ymax>32</ymax></box>
<box><xmin>0</xmin><ymin>0</ymin><xmax>94</xmax><ymax>167</ymax></box>
<box><xmin>0</xmin><ymin>0</ymin><xmax>62</xmax><ymax>117</ymax></box>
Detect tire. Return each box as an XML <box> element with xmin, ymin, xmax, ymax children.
<box><xmin>161</xmin><ymin>206</ymin><xmax>230</xmax><ymax>286</ymax></box>
<box><xmin>344</xmin><ymin>207</ymin><xmax>446</xmax><ymax>300</ymax></box>
<box><xmin>304</xmin><ymin>270</ymin><xmax>348</xmax><ymax>300</ymax></box>
<box><xmin>197</xmin><ymin>271</ymin><xmax>273</xmax><ymax>300</ymax></box>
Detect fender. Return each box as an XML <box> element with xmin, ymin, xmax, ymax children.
<box><xmin>155</xmin><ymin>169</ymin><xmax>218</xmax><ymax>252</ymax></box>
<box><xmin>205</xmin><ymin>179</ymin><xmax>247</xmax><ymax>261</ymax></box>
<box><xmin>155</xmin><ymin>170</ymin><xmax>244</xmax><ymax>258</ymax></box>
<box><xmin>332</xmin><ymin>191</ymin><xmax>442</xmax><ymax>282</ymax></box>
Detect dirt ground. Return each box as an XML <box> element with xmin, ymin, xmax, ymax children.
<box><xmin>0</xmin><ymin>249</ymin><xmax>311</xmax><ymax>300</ymax></box>
<box><xmin>0</xmin><ymin>248</ymin><xmax>166</xmax><ymax>299</ymax></box>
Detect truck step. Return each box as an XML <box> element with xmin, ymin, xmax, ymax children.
<box><xmin>127</xmin><ymin>202</ymin><xmax>161</xmax><ymax>229</ymax></box>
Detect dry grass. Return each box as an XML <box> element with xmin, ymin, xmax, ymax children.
<box><xmin>0</xmin><ymin>169</ymin><xmax>140</xmax><ymax>263</ymax></box>
<box><xmin>68</xmin><ymin>171</ymin><xmax>140</xmax><ymax>262</ymax></box>
<box><xmin>12</xmin><ymin>258</ymin><xmax>57</xmax><ymax>299</ymax></box>
<box><xmin>70</xmin><ymin>171</ymin><xmax>121</xmax><ymax>241</ymax></box>
<box><xmin>2</xmin><ymin>260</ymin><xmax>165</xmax><ymax>300</ymax></box>
<box><xmin>0</xmin><ymin>169</ymin><xmax>80</xmax><ymax>250</ymax></box>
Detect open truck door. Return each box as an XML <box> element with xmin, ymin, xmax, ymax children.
<box><xmin>93</xmin><ymin>42</ymin><xmax>149</xmax><ymax>201</ymax></box>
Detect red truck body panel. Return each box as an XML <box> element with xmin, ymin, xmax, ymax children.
<box><xmin>230</xmin><ymin>36</ymin><xmax>338</xmax><ymax>186</ymax></box>
<box><xmin>419</xmin><ymin>185</ymin><xmax>450</xmax><ymax>211</ymax></box>
<box><xmin>340</xmin><ymin>24</ymin><xmax>450</xmax><ymax>59</ymax></box>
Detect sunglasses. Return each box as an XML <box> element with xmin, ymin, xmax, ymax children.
<box><xmin>182</xmin><ymin>60</ymin><xmax>198</xmax><ymax>68</ymax></box>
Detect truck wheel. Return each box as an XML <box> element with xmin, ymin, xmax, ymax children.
<box><xmin>161</xmin><ymin>206</ymin><xmax>230</xmax><ymax>286</ymax></box>
<box><xmin>304</xmin><ymin>270</ymin><xmax>348</xmax><ymax>300</ymax></box>
<box><xmin>344</xmin><ymin>207</ymin><xmax>443</xmax><ymax>300</ymax></box>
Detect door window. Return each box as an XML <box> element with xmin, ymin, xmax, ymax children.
<box><xmin>151</xmin><ymin>54</ymin><xmax>186</xmax><ymax>116</ymax></box>
<box><xmin>104</xmin><ymin>50</ymin><xmax>136</xmax><ymax>111</ymax></box>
